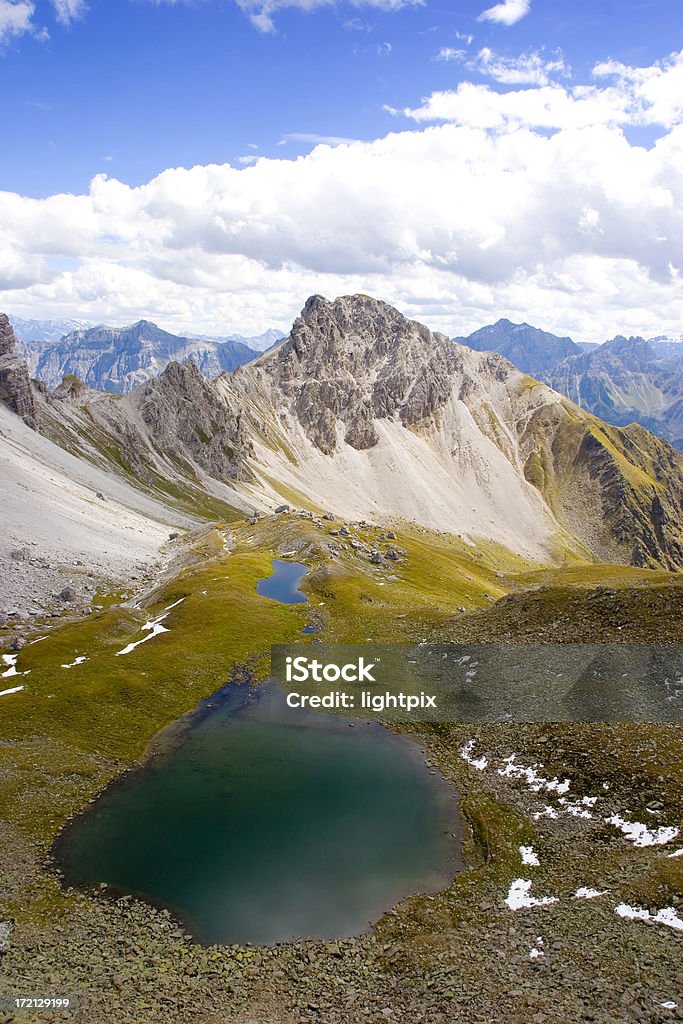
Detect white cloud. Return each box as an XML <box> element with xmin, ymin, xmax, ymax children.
<box><xmin>478</xmin><ymin>0</ymin><xmax>530</xmax><ymax>27</ymax></box>
<box><xmin>0</xmin><ymin>0</ymin><xmax>35</xmax><ymax>43</ymax></box>
<box><xmin>51</xmin><ymin>0</ymin><xmax>87</xmax><ymax>25</ymax></box>
<box><xmin>461</xmin><ymin>47</ymin><xmax>570</xmax><ymax>86</ymax></box>
<box><xmin>393</xmin><ymin>52</ymin><xmax>683</xmax><ymax>132</ymax></box>
<box><xmin>436</xmin><ymin>46</ymin><xmax>569</xmax><ymax>86</ymax></box>
<box><xmin>3</xmin><ymin>52</ymin><xmax>683</xmax><ymax>341</ymax></box>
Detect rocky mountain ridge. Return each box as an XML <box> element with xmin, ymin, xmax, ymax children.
<box><xmin>3</xmin><ymin>297</ymin><xmax>683</xmax><ymax>572</ymax></box>
<box><xmin>457</xmin><ymin>318</ymin><xmax>581</xmax><ymax>376</ymax></box>
<box><xmin>541</xmin><ymin>335</ymin><xmax>683</xmax><ymax>449</ymax></box>
<box><xmin>15</xmin><ymin>319</ymin><xmax>260</xmax><ymax>394</ymax></box>
<box><xmin>459</xmin><ymin>318</ymin><xmax>683</xmax><ymax>450</ymax></box>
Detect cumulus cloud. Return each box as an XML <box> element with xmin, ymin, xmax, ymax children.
<box><xmin>478</xmin><ymin>0</ymin><xmax>530</xmax><ymax>27</ymax></box>
<box><xmin>3</xmin><ymin>52</ymin><xmax>683</xmax><ymax>340</ymax></box>
<box><xmin>393</xmin><ymin>51</ymin><xmax>683</xmax><ymax>132</ymax></box>
<box><xmin>0</xmin><ymin>0</ymin><xmax>36</xmax><ymax>43</ymax></box>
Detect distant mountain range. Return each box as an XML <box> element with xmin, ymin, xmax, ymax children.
<box><xmin>9</xmin><ymin>317</ymin><xmax>285</xmax><ymax>394</ymax></box>
<box><xmin>458</xmin><ymin>319</ymin><xmax>683</xmax><ymax>450</ymax></box>
<box><xmin>456</xmin><ymin>319</ymin><xmax>580</xmax><ymax>376</ymax></box>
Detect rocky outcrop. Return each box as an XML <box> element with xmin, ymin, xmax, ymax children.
<box><xmin>0</xmin><ymin>314</ymin><xmax>37</xmax><ymax>428</ymax></box>
<box><xmin>266</xmin><ymin>294</ymin><xmax>465</xmax><ymax>451</ymax></box>
<box><xmin>127</xmin><ymin>359</ymin><xmax>253</xmax><ymax>482</ymax></box>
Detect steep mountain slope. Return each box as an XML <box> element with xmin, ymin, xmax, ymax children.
<box><xmin>458</xmin><ymin>318</ymin><xmax>580</xmax><ymax>375</ymax></box>
<box><xmin>543</xmin><ymin>336</ymin><xmax>683</xmax><ymax>449</ymax></box>
<box><xmin>25</xmin><ymin>320</ymin><xmax>260</xmax><ymax>393</ymax></box>
<box><xmin>25</xmin><ymin>294</ymin><xmax>682</xmax><ymax>571</ymax></box>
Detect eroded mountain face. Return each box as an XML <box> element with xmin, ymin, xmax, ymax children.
<box><xmin>3</xmin><ymin>295</ymin><xmax>683</xmax><ymax>571</ymax></box>
<box><xmin>0</xmin><ymin>315</ymin><xmax>37</xmax><ymax>428</ymax></box>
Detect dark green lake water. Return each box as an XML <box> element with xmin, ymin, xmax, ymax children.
<box><xmin>54</xmin><ymin>684</ymin><xmax>459</xmax><ymax>945</ymax></box>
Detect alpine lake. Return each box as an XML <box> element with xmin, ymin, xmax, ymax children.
<box><xmin>53</xmin><ymin>561</ymin><xmax>460</xmax><ymax>946</ymax></box>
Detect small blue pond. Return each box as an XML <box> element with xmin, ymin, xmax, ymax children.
<box><xmin>257</xmin><ymin>559</ymin><xmax>308</xmax><ymax>604</ymax></box>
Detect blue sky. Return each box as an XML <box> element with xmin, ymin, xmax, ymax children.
<box><xmin>2</xmin><ymin>0</ymin><xmax>679</xmax><ymax>196</ymax></box>
<box><xmin>1</xmin><ymin>0</ymin><xmax>683</xmax><ymax>339</ymax></box>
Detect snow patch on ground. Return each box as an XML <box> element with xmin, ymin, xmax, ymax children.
<box><xmin>520</xmin><ymin>845</ymin><xmax>540</xmax><ymax>867</ymax></box>
<box><xmin>1</xmin><ymin>653</ymin><xmax>30</xmax><ymax>679</ymax></box>
<box><xmin>528</xmin><ymin>936</ymin><xmax>545</xmax><ymax>959</ymax></box>
<box><xmin>505</xmin><ymin>879</ymin><xmax>558</xmax><ymax>910</ymax></box>
<box><xmin>667</xmin><ymin>848</ymin><xmax>683</xmax><ymax>859</ymax></box>
<box><xmin>61</xmin><ymin>656</ymin><xmax>88</xmax><ymax>669</ymax></box>
<box><xmin>574</xmin><ymin>887</ymin><xmax>608</xmax><ymax>900</ymax></box>
<box><xmin>498</xmin><ymin>755</ymin><xmax>570</xmax><ymax>795</ymax></box>
<box><xmin>606</xmin><ymin>815</ymin><xmax>679</xmax><ymax>848</ymax></box>
<box><xmin>115</xmin><ymin>614</ymin><xmax>170</xmax><ymax>656</ymax></box>
<box><xmin>0</xmin><ymin>685</ymin><xmax>24</xmax><ymax>697</ymax></box>
<box><xmin>615</xmin><ymin>904</ymin><xmax>683</xmax><ymax>932</ymax></box>
<box><xmin>460</xmin><ymin>739</ymin><xmax>488</xmax><ymax>771</ymax></box>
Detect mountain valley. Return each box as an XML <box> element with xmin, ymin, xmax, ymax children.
<box><xmin>1</xmin><ymin>296</ymin><xmax>682</xmax><ymax>1024</ymax></box>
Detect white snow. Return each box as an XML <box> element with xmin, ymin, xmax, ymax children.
<box><xmin>615</xmin><ymin>904</ymin><xmax>683</xmax><ymax>932</ymax></box>
<box><xmin>557</xmin><ymin>797</ymin><xmax>595</xmax><ymax>820</ymax></box>
<box><xmin>505</xmin><ymin>879</ymin><xmax>558</xmax><ymax>910</ymax></box>
<box><xmin>28</xmin><ymin>636</ymin><xmax>48</xmax><ymax>645</ymax></box>
<box><xmin>61</xmin><ymin>656</ymin><xmax>88</xmax><ymax>669</ymax></box>
<box><xmin>574</xmin><ymin>887</ymin><xmax>608</xmax><ymax>900</ymax></box>
<box><xmin>519</xmin><ymin>845</ymin><xmax>540</xmax><ymax>867</ymax></box>
<box><xmin>0</xmin><ymin>685</ymin><xmax>24</xmax><ymax>697</ymax></box>
<box><xmin>498</xmin><ymin>755</ymin><xmax>570</xmax><ymax>795</ymax></box>
<box><xmin>460</xmin><ymin>739</ymin><xmax>488</xmax><ymax>771</ymax></box>
<box><xmin>533</xmin><ymin>805</ymin><xmax>559</xmax><ymax>820</ymax></box>
<box><xmin>115</xmin><ymin>614</ymin><xmax>170</xmax><ymax>656</ymax></box>
<box><xmin>1</xmin><ymin>653</ymin><xmax>30</xmax><ymax>679</ymax></box>
<box><xmin>666</xmin><ymin>848</ymin><xmax>683</xmax><ymax>859</ymax></box>
<box><xmin>661</xmin><ymin>1002</ymin><xmax>678</xmax><ymax>1010</ymax></box>
<box><xmin>606</xmin><ymin>815</ymin><xmax>679</xmax><ymax>848</ymax></box>
<box><xmin>164</xmin><ymin>597</ymin><xmax>186</xmax><ymax>611</ymax></box>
